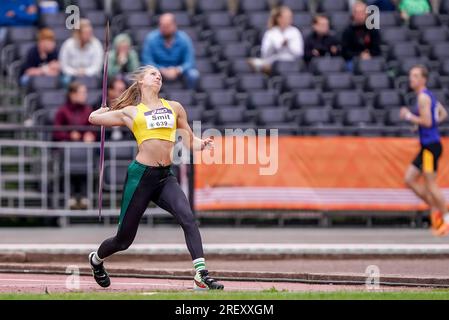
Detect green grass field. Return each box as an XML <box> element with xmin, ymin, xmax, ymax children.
<box><xmin>1</xmin><ymin>289</ymin><xmax>449</xmax><ymax>300</ymax></box>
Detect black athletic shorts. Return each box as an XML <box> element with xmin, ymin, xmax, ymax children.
<box><xmin>412</xmin><ymin>142</ymin><xmax>442</xmax><ymax>173</ymax></box>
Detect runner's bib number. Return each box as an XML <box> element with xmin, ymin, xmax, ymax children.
<box><xmin>144</xmin><ymin>108</ymin><xmax>175</xmax><ymax>129</ymax></box>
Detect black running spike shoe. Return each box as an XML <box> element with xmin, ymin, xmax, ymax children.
<box><xmin>88</xmin><ymin>252</ymin><xmax>111</xmax><ymax>288</ymax></box>
<box><xmin>193</xmin><ymin>269</ymin><xmax>224</xmax><ymax>290</ymax></box>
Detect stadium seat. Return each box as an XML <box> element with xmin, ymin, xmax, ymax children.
<box><xmin>257</xmin><ymin>106</ymin><xmax>289</xmax><ymax>125</ymax></box>
<box><xmin>69</xmin><ymin>148</ymin><xmax>89</xmax><ymax>175</ymax></box>
<box><xmin>38</xmin><ymin>90</ymin><xmax>67</xmax><ymax>110</ymax></box>
<box><xmin>157</xmin><ymin>0</ymin><xmax>186</xmax><ymax>12</ymax></box>
<box><xmin>115</xmin><ymin>0</ymin><xmax>145</xmax><ymax>12</ymax></box>
<box><xmin>73</xmin><ymin>76</ymin><xmax>100</xmax><ymax>89</ymax></box>
<box><xmin>239</xmin><ymin>0</ymin><xmax>269</xmax><ymax>12</ymax></box>
<box><xmin>334</xmin><ymin>91</ymin><xmax>365</xmax><ymax>109</ymax></box>
<box><xmin>216</xmin><ymin>106</ymin><xmax>247</xmax><ymax>124</ymax></box>
<box><xmin>281</xmin><ymin>0</ymin><xmax>308</xmax><ymax>12</ymax></box>
<box><xmin>28</xmin><ymin>76</ymin><xmax>60</xmax><ymax>93</ymax></box>
<box><xmin>283</xmin><ymin>73</ymin><xmax>315</xmax><ymax>92</ymax></box>
<box><xmin>344</xmin><ymin>108</ymin><xmax>374</xmax><ymax>126</ymax></box>
<box><xmin>184</xmin><ymin>105</ymin><xmax>204</xmax><ymax>122</ymax></box>
<box><xmin>294</xmin><ymin>90</ymin><xmax>325</xmax><ymax>109</ymax></box>
<box><xmin>222</xmin><ymin>42</ymin><xmax>250</xmax><ymax>60</ymax></box>
<box><xmin>364</xmin><ymin>73</ymin><xmax>393</xmax><ymax>92</ymax></box>
<box><xmin>125</xmin><ymin>12</ymin><xmax>152</xmax><ymax>29</ymax></box>
<box><xmin>108</xmin><ymin>146</ymin><xmax>135</xmax><ymax>160</ymax></box>
<box><xmin>441</xmin><ymin>59</ymin><xmax>449</xmax><ymax>75</ymax></box>
<box><xmin>53</xmin><ymin>27</ymin><xmax>72</xmax><ymax>44</ymax></box>
<box><xmin>391</xmin><ymin>42</ymin><xmax>419</xmax><ymax>59</ymax></box>
<box><xmin>40</xmin><ymin>13</ymin><xmax>67</xmax><ymax>27</ymax></box>
<box><xmin>302</xmin><ymin>107</ymin><xmax>332</xmax><ymax>125</ymax></box>
<box><xmin>76</xmin><ymin>0</ymin><xmax>100</xmax><ymax>11</ymax></box>
<box><xmin>196</xmin><ymin>0</ymin><xmax>228</xmax><ymax>13</ymax></box>
<box><xmin>441</xmin><ymin>0</ymin><xmax>449</xmax><ymax>13</ymax></box>
<box><xmin>208</xmin><ymin>90</ymin><xmax>237</xmax><ymax>109</ymax></box>
<box><xmin>330</xmin><ymin>12</ymin><xmax>351</xmax><ymax>32</ymax></box>
<box><xmin>409</xmin><ymin>14</ymin><xmax>440</xmax><ymax>30</ymax></box>
<box><xmin>247</xmin><ymin>12</ymin><xmax>270</xmax><ymax>31</ymax></box>
<box><xmin>248</xmin><ymin>90</ymin><xmax>279</xmax><ymax>109</ymax></box>
<box><xmin>420</xmin><ymin>27</ymin><xmax>449</xmax><ymax>45</ymax></box>
<box><xmin>199</xmin><ymin>74</ymin><xmax>226</xmax><ymax>91</ymax></box>
<box><xmin>87</xmin><ymin>89</ymin><xmax>102</xmax><ymax>107</ymax></box>
<box><xmin>205</xmin><ymin>12</ymin><xmax>233</xmax><ymax>29</ymax></box>
<box><xmin>293</xmin><ymin>12</ymin><xmax>313</xmax><ymax>29</ymax></box>
<box><xmin>84</xmin><ymin>11</ymin><xmax>107</xmax><ymax>26</ymax></box>
<box><xmin>7</xmin><ymin>27</ymin><xmax>36</xmax><ymax>43</ymax></box>
<box><xmin>272</xmin><ymin>60</ymin><xmax>303</xmax><ymax>75</ymax></box>
<box><xmin>385</xmin><ymin>108</ymin><xmax>407</xmax><ymax>126</ymax></box>
<box><xmin>311</xmin><ymin>57</ymin><xmax>346</xmax><ymax>74</ymax></box>
<box><xmin>382</xmin><ymin>27</ymin><xmax>410</xmax><ymax>46</ymax></box>
<box><xmin>374</xmin><ymin>90</ymin><xmax>404</xmax><ymax>109</ymax></box>
<box><xmin>237</xmin><ymin>74</ymin><xmax>268</xmax><ymax>92</ymax></box>
<box><xmin>323</xmin><ymin>73</ymin><xmax>355</xmax><ymax>92</ymax></box>
<box><xmin>194</xmin><ymin>41</ymin><xmax>210</xmax><ymax>58</ymax></box>
<box><xmin>354</xmin><ymin>57</ymin><xmax>386</xmax><ymax>74</ymax></box>
<box><xmin>167</xmin><ymin>90</ymin><xmax>197</xmax><ymax>106</ymax></box>
<box><xmin>431</xmin><ymin>43</ymin><xmax>449</xmax><ymax>61</ymax></box>
<box><xmin>318</xmin><ymin>0</ymin><xmax>348</xmax><ymax>12</ymax></box>
<box><xmin>230</xmin><ymin>58</ymin><xmax>254</xmax><ymax>75</ymax></box>
<box><xmin>196</xmin><ymin>59</ymin><xmax>215</xmax><ymax>73</ymax></box>
<box><xmin>213</xmin><ymin>27</ymin><xmax>241</xmax><ymax>44</ymax></box>
<box><xmin>379</xmin><ymin>12</ymin><xmax>401</xmax><ymax>27</ymax></box>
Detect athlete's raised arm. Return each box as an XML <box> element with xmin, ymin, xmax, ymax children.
<box><xmin>171</xmin><ymin>101</ymin><xmax>213</xmax><ymax>151</ymax></box>
<box><xmin>89</xmin><ymin>105</ymin><xmax>132</xmax><ymax>127</ymax></box>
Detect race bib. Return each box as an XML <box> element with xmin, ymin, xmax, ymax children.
<box><xmin>144</xmin><ymin>108</ymin><xmax>175</xmax><ymax>129</ymax></box>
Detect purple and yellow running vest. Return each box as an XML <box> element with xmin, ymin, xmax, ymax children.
<box><xmin>413</xmin><ymin>88</ymin><xmax>440</xmax><ymax>146</ymax></box>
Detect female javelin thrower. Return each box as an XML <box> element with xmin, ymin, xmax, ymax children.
<box><xmin>87</xmin><ymin>65</ymin><xmax>224</xmax><ymax>290</ymax></box>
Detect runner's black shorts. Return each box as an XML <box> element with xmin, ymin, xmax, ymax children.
<box><xmin>412</xmin><ymin>142</ymin><xmax>442</xmax><ymax>173</ymax></box>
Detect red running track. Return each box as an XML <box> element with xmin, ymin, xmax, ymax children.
<box><xmin>0</xmin><ymin>273</ymin><xmax>430</xmax><ymax>294</ymax></box>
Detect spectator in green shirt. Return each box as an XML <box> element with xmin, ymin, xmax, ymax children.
<box><xmin>399</xmin><ymin>0</ymin><xmax>431</xmax><ymax>20</ymax></box>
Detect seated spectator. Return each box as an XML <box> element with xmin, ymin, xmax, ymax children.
<box><xmin>19</xmin><ymin>28</ymin><xmax>60</xmax><ymax>86</ymax></box>
<box><xmin>53</xmin><ymin>82</ymin><xmax>96</xmax><ymax>209</ymax></box>
<box><xmin>341</xmin><ymin>1</ymin><xmax>381</xmax><ymax>71</ymax></box>
<box><xmin>0</xmin><ymin>0</ymin><xmax>38</xmax><ymax>26</ymax></box>
<box><xmin>141</xmin><ymin>13</ymin><xmax>198</xmax><ymax>89</ymax></box>
<box><xmin>59</xmin><ymin>19</ymin><xmax>103</xmax><ymax>86</ymax></box>
<box><xmin>95</xmin><ymin>77</ymin><xmax>127</xmax><ymax>140</ymax></box>
<box><xmin>108</xmin><ymin>33</ymin><xmax>139</xmax><ymax>79</ymax></box>
<box><xmin>304</xmin><ymin>15</ymin><xmax>340</xmax><ymax>63</ymax></box>
<box><xmin>248</xmin><ymin>6</ymin><xmax>304</xmax><ymax>74</ymax></box>
<box><xmin>399</xmin><ymin>0</ymin><xmax>431</xmax><ymax>20</ymax></box>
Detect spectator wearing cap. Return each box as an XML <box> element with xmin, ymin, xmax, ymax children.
<box><xmin>248</xmin><ymin>6</ymin><xmax>304</xmax><ymax>74</ymax></box>
<box><xmin>108</xmin><ymin>33</ymin><xmax>140</xmax><ymax>79</ymax></box>
<box><xmin>19</xmin><ymin>28</ymin><xmax>60</xmax><ymax>86</ymax></box>
<box><xmin>141</xmin><ymin>13</ymin><xmax>198</xmax><ymax>89</ymax></box>
<box><xmin>304</xmin><ymin>15</ymin><xmax>340</xmax><ymax>63</ymax></box>
<box><xmin>59</xmin><ymin>19</ymin><xmax>103</xmax><ymax>85</ymax></box>
<box><xmin>341</xmin><ymin>1</ymin><xmax>381</xmax><ymax>71</ymax></box>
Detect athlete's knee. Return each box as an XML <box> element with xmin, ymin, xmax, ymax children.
<box><xmin>114</xmin><ymin>235</ymin><xmax>133</xmax><ymax>251</ymax></box>
<box><xmin>404</xmin><ymin>175</ymin><xmax>415</xmax><ymax>188</ymax></box>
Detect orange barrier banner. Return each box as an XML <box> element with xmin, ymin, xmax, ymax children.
<box><xmin>194</xmin><ymin>137</ymin><xmax>449</xmax><ymax>211</ymax></box>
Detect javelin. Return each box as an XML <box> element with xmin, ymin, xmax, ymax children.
<box><xmin>98</xmin><ymin>20</ymin><xmax>110</xmax><ymax>221</ymax></box>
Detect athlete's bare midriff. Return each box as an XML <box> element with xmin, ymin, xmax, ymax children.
<box><xmin>135</xmin><ymin>139</ymin><xmax>174</xmax><ymax>167</ymax></box>
<box><xmin>121</xmin><ymin>104</ymin><xmax>176</xmax><ymax>167</ymax></box>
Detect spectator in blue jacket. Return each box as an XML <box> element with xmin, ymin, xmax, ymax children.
<box><xmin>141</xmin><ymin>13</ymin><xmax>198</xmax><ymax>89</ymax></box>
<box><xmin>0</xmin><ymin>0</ymin><xmax>38</xmax><ymax>26</ymax></box>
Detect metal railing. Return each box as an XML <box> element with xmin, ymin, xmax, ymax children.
<box><xmin>0</xmin><ymin>137</ymin><xmax>188</xmax><ymax>218</ymax></box>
